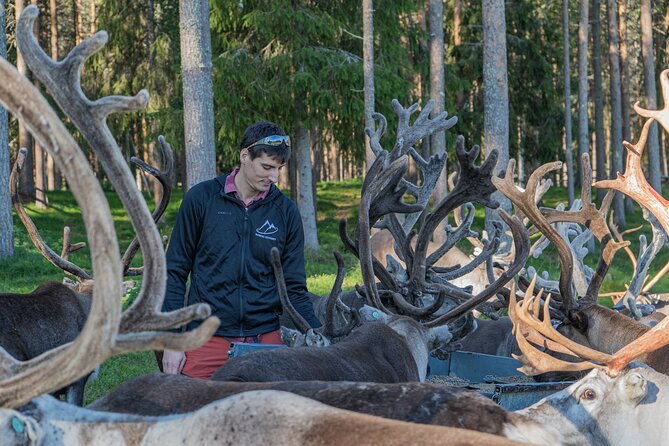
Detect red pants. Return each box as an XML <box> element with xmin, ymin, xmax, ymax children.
<box><xmin>182</xmin><ymin>329</ymin><xmax>282</xmax><ymax>380</ymax></box>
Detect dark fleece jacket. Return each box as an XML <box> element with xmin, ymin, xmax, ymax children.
<box><xmin>163</xmin><ymin>174</ymin><xmax>321</xmax><ymax>337</ymax></box>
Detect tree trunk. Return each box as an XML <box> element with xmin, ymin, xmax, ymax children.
<box><xmin>592</xmin><ymin>0</ymin><xmax>606</xmax><ymax>203</ymax></box>
<box><xmin>179</xmin><ymin>0</ymin><xmax>216</xmax><ymax>190</ymax></box>
<box><xmin>562</xmin><ymin>0</ymin><xmax>574</xmax><ymax>206</ymax></box>
<box><xmin>0</xmin><ymin>0</ymin><xmax>13</xmax><ymax>258</ymax></box>
<box><xmin>15</xmin><ymin>0</ymin><xmax>35</xmax><ymax>202</ymax></box>
<box><xmin>641</xmin><ymin>0</ymin><xmax>661</xmax><ymax>192</ymax></box>
<box><xmin>454</xmin><ymin>0</ymin><xmax>462</xmax><ymax>46</ymax></box>
<box><xmin>31</xmin><ymin>0</ymin><xmax>47</xmax><ymax>209</ymax></box>
<box><xmin>46</xmin><ymin>0</ymin><xmax>60</xmax><ymax>191</ymax></box>
<box><xmin>576</xmin><ymin>0</ymin><xmax>589</xmax><ymax>188</ymax></box>
<box><xmin>74</xmin><ymin>0</ymin><xmax>82</xmax><ymax>44</ymax></box>
<box><xmin>362</xmin><ymin>0</ymin><xmax>375</xmax><ymax>170</ymax></box>
<box><xmin>617</xmin><ymin>0</ymin><xmax>635</xmax><ymax>214</ymax></box>
<box><xmin>295</xmin><ymin>117</ymin><xmax>319</xmax><ymax>251</ymax></box>
<box><xmin>482</xmin><ymin>0</ymin><xmax>512</xmax><ymax>242</ymax></box>
<box><xmin>90</xmin><ymin>0</ymin><xmax>96</xmax><ymax>35</ymax></box>
<box><xmin>606</xmin><ymin>0</ymin><xmax>626</xmax><ymax>227</ymax></box>
<box><xmin>429</xmin><ymin>0</ymin><xmax>448</xmax><ymax>243</ymax></box>
<box><xmin>310</xmin><ymin>127</ymin><xmax>321</xmax><ymax>211</ymax></box>
<box><xmin>453</xmin><ymin>0</ymin><xmax>465</xmax><ymax>109</ymax></box>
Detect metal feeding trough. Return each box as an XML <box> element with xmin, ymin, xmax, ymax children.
<box><xmin>427</xmin><ymin>351</ymin><xmax>573</xmax><ymax>410</ymax></box>
<box><xmin>227</xmin><ymin>344</ymin><xmax>572</xmax><ymax>411</ymax></box>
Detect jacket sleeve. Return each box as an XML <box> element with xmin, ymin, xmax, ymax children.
<box><xmin>282</xmin><ymin>204</ymin><xmax>322</xmax><ymax>329</ymax></box>
<box><xmin>163</xmin><ymin>186</ymin><xmax>205</xmax><ymax>314</ymax></box>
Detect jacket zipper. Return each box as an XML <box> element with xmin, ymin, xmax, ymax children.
<box><xmin>238</xmin><ymin>207</ymin><xmax>249</xmax><ymax>336</ymax></box>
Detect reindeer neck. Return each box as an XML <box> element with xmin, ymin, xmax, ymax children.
<box><xmin>585</xmin><ymin>305</ymin><xmax>650</xmax><ymax>354</ymax></box>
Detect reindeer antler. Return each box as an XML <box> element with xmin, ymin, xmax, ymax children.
<box><xmin>10</xmin><ymin>148</ymin><xmax>92</xmax><ymax>282</ymax></box>
<box><xmin>17</xmin><ymin>7</ymin><xmax>208</xmax><ymax>333</ymax></box>
<box><xmin>510</xmin><ymin>276</ymin><xmax>669</xmax><ymax>377</ymax></box>
<box><xmin>0</xmin><ymin>6</ymin><xmax>219</xmax><ymax>409</ymax></box>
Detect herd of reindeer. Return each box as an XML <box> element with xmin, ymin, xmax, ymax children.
<box><xmin>5</xmin><ymin>5</ymin><xmax>669</xmax><ymax>445</ymax></box>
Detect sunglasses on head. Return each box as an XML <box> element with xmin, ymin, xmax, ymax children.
<box><xmin>245</xmin><ymin>135</ymin><xmax>291</xmax><ymax>150</ymax></box>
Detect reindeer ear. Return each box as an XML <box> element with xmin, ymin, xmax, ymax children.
<box><xmin>567</xmin><ymin>309</ymin><xmax>589</xmax><ymax>332</ymax></box>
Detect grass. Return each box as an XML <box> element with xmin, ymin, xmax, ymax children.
<box><xmin>2</xmin><ymin>179</ymin><xmax>669</xmax><ymax>404</ymax></box>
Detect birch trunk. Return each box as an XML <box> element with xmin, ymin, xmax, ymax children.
<box><xmin>617</xmin><ymin>0</ymin><xmax>636</xmax><ymax>214</ymax></box>
<box><xmin>32</xmin><ymin>0</ymin><xmax>47</xmax><ymax>209</ymax></box>
<box><xmin>606</xmin><ymin>0</ymin><xmax>626</xmax><ymax>227</ymax></box>
<box><xmin>179</xmin><ymin>0</ymin><xmax>216</xmax><ymax>190</ymax></box>
<box><xmin>429</xmin><ymin>0</ymin><xmax>448</xmax><ymax>243</ymax></box>
<box><xmin>592</xmin><ymin>0</ymin><xmax>607</xmax><ymax>203</ymax></box>
<box><xmin>0</xmin><ymin>0</ymin><xmax>13</xmax><ymax>258</ymax></box>
<box><xmin>641</xmin><ymin>0</ymin><xmax>661</xmax><ymax>192</ymax></box>
<box><xmin>362</xmin><ymin>0</ymin><xmax>375</xmax><ymax>170</ymax></box>
<box><xmin>46</xmin><ymin>0</ymin><xmax>60</xmax><ymax>190</ymax></box>
<box><xmin>482</xmin><ymin>0</ymin><xmax>512</xmax><ymax>242</ymax></box>
<box><xmin>15</xmin><ymin>0</ymin><xmax>35</xmax><ymax>201</ymax></box>
<box><xmin>562</xmin><ymin>0</ymin><xmax>574</xmax><ymax>206</ymax></box>
<box><xmin>295</xmin><ymin>118</ymin><xmax>319</xmax><ymax>251</ymax></box>
<box><xmin>577</xmin><ymin>0</ymin><xmax>589</xmax><ymax>188</ymax></box>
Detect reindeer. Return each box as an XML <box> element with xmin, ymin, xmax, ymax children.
<box><xmin>0</xmin><ymin>132</ymin><xmax>174</xmax><ymax>402</ymax></box>
<box><xmin>0</xmin><ymin>8</ymin><xmax>534</xmax><ymax>446</ymax></box>
<box><xmin>215</xmin><ymin>97</ymin><xmax>530</xmax><ymax>382</ymax></box>
<box><xmin>509</xmin><ymin>279</ymin><xmax>669</xmax><ymax>446</ymax></box>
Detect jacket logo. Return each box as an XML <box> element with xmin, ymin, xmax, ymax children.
<box><xmin>256</xmin><ymin>220</ymin><xmax>278</xmax><ymax>240</ymax></box>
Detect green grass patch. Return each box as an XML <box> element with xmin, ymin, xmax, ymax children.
<box><xmin>3</xmin><ymin>179</ymin><xmax>669</xmax><ymax>403</ymax></box>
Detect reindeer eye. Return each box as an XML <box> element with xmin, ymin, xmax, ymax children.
<box><xmin>581</xmin><ymin>389</ymin><xmax>597</xmax><ymax>400</ymax></box>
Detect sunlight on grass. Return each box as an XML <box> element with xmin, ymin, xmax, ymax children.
<box><xmin>5</xmin><ymin>179</ymin><xmax>669</xmax><ymax>402</ymax></box>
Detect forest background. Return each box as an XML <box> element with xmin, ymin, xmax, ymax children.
<box><xmin>1</xmin><ymin>0</ymin><xmax>669</xmax><ymax>256</ymax></box>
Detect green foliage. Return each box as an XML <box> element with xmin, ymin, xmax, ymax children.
<box><xmin>445</xmin><ymin>0</ymin><xmax>564</xmax><ymax>167</ymax></box>
<box><xmin>209</xmin><ymin>0</ymin><xmax>423</xmax><ymax>171</ymax></box>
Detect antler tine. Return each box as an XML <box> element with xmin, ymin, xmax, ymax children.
<box><xmin>609</xmin><ymin>212</ymin><xmax>641</xmax><ymax>267</ymax></box>
<box><xmin>424</xmin><ymin>210</ymin><xmax>529</xmax><ymax>327</ymax></box>
<box><xmin>121</xmin><ymin>135</ymin><xmax>174</xmax><ymax>276</ymax></box>
<box><xmin>390</xmin><ymin>99</ymin><xmax>457</xmax><ymax>159</ymax></box>
<box><xmin>398</xmin><ymin>147</ymin><xmax>445</xmax><ymax>233</ymax></box>
<box><xmin>411</xmin><ymin>137</ymin><xmax>499</xmax><ymax>291</ymax></box>
<box><xmin>270</xmin><ymin>248</ymin><xmax>312</xmax><ymax>334</ymax></box>
<box><xmin>595</xmin><ymin>119</ymin><xmax>669</xmax><ymax>238</ymax></box>
<box><xmin>425</xmin><ymin>203</ymin><xmax>477</xmax><ymax>268</ymax></box>
<box><xmin>364</xmin><ymin>112</ymin><xmax>388</xmax><ymax>157</ymax></box>
<box><xmin>17</xmin><ymin>6</ymin><xmax>209</xmax><ymax>333</ymax></box>
<box><xmin>634</xmin><ymin>69</ymin><xmax>669</xmax><ymax>133</ymax></box>
<box><xmin>492</xmin><ymin>159</ymin><xmax>578</xmax><ymax>310</ymax></box>
<box><xmin>619</xmin><ymin>210</ymin><xmax>667</xmax><ymax>318</ymax></box>
<box><xmin>357</xmin><ymin>155</ymin><xmax>412</xmax><ymax>314</ymax></box>
<box><xmin>508</xmin><ymin>280</ymin><xmax>609</xmax><ymax>376</ymax></box>
<box><xmin>323</xmin><ymin>251</ymin><xmax>347</xmax><ymax>338</ymax></box>
<box><xmin>10</xmin><ymin>147</ymin><xmax>92</xmax><ymax>281</ymax></box>
<box><xmin>431</xmin><ymin>221</ymin><xmax>500</xmax><ymax>280</ymax></box>
<box><xmin>61</xmin><ymin>226</ymin><xmax>86</xmax><ymax>260</ymax></box>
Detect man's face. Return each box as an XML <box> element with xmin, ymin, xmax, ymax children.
<box><xmin>239</xmin><ymin>148</ymin><xmax>285</xmax><ymax>193</ymax></box>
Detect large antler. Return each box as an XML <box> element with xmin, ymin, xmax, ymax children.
<box><xmin>0</xmin><ymin>6</ymin><xmax>219</xmax><ymax>409</ymax></box>
<box><xmin>493</xmin><ymin>160</ymin><xmax>578</xmax><ymax>310</ymax></box>
<box><xmin>10</xmin><ymin>138</ymin><xmax>173</xmax><ymax>285</ymax></box>
<box><xmin>9</xmin><ymin>148</ymin><xmax>91</xmax><ymax>281</ymax></box>
<box><xmin>509</xmin><ymin>278</ymin><xmax>669</xmax><ymax>377</ymax></box>
<box><xmin>17</xmin><ymin>7</ymin><xmax>207</xmax><ymax>332</ymax></box>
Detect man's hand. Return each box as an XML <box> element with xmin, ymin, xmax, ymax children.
<box><xmin>162</xmin><ymin>350</ymin><xmax>186</xmax><ymax>374</ymax></box>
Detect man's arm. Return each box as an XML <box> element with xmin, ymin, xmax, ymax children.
<box><xmin>282</xmin><ymin>206</ymin><xmax>322</xmax><ymax>329</ymax></box>
<box><xmin>163</xmin><ymin>187</ymin><xmax>204</xmax><ymax>314</ymax></box>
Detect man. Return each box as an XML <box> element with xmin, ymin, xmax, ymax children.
<box><xmin>162</xmin><ymin>121</ymin><xmax>321</xmax><ymax>379</ymax></box>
